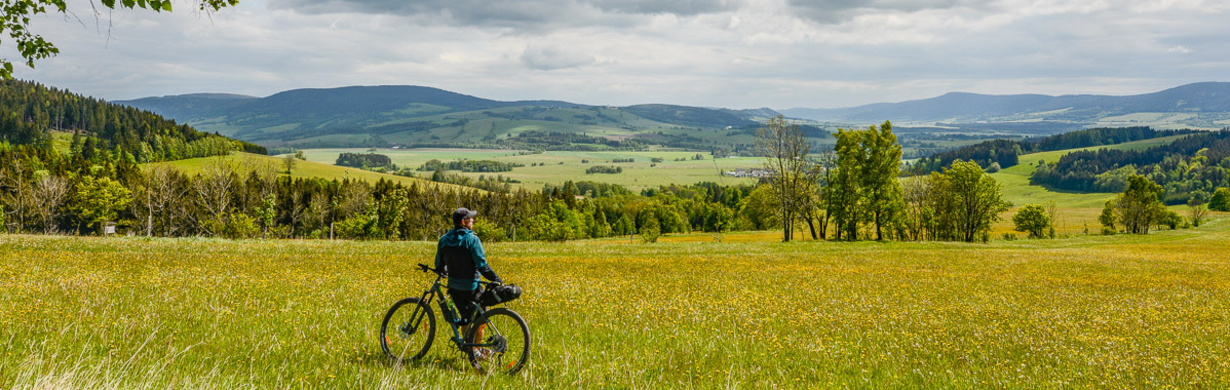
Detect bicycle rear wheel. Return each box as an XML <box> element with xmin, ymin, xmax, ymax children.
<box><xmin>466</xmin><ymin>307</ymin><xmax>531</xmax><ymax>374</ymax></box>
<box><xmin>380</xmin><ymin>297</ymin><xmax>435</xmax><ymax>364</ymax></box>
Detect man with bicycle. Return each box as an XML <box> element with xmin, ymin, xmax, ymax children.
<box><xmin>435</xmin><ymin>207</ymin><xmax>502</xmax><ymax>356</ymax></box>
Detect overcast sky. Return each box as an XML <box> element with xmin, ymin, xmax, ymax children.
<box><xmin>6</xmin><ymin>0</ymin><xmax>1228</xmax><ymax>109</ymax></box>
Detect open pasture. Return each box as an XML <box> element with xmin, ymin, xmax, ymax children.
<box><xmin>151</xmin><ymin>152</ymin><xmax>471</xmax><ymax>192</ymax></box>
<box><xmin>294</xmin><ymin>148</ymin><xmax>762</xmax><ymax>191</ymax></box>
<box><xmin>3</xmin><ymin>220</ymin><xmax>1229</xmax><ymax>388</ymax></box>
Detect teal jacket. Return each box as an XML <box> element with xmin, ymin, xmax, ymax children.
<box><xmin>434</xmin><ymin>228</ymin><xmax>500</xmax><ymax>291</ymax></box>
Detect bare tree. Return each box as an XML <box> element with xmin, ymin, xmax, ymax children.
<box><xmin>0</xmin><ymin>160</ymin><xmax>33</xmax><ymax>231</ymax></box>
<box><xmin>136</xmin><ymin>165</ymin><xmax>190</xmax><ymax>236</ymax></box>
<box><xmin>194</xmin><ymin>157</ymin><xmax>238</xmax><ymax>234</ymax></box>
<box><xmin>1188</xmin><ymin>197</ymin><xmax>1208</xmax><ymax>228</ymax></box>
<box><xmin>251</xmin><ymin>159</ymin><xmax>280</xmax><ymax>202</ymax></box>
<box><xmin>755</xmin><ymin>115</ymin><xmax>813</xmax><ymax>242</ymax></box>
<box><xmin>900</xmin><ymin>175</ymin><xmax>934</xmax><ymax>241</ymax></box>
<box><xmin>307</xmin><ymin>192</ymin><xmax>333</xmax><ymax>238</ymax></box>
<box><xmin>1044</xmin><ymin>199</ymin><xmax>1059</xmax><ymax>238</ymax></box>
<box><xmin>283</xmin><ymin>154</ymin><xmax>297</xmax><ymax>175</ymax></box>
<box><xmin>31</xmin><ymin>175</ymin><xmax>69</xmax><ymax>234</ymax></box>
<box><xmin>286</xmin><ymin>190</ymin><xmax>307</xmax><ymax>238</ymax></box>
<box><xmin>337</xmin><ymin>180</ymin><xmax>371</xmax><ymax>219</ymax></box>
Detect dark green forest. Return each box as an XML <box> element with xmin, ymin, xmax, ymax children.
<box><xmin>1031</xmin><ymin>130</ymin><xmax>1230</xmax><ymax>203</ymax></box>
<box><xmin>0</xmin><ymin>80</ymin><xmax>265</xmax><ymax>161</ymax></box>
<box><xmin>908</xmin><ymin>127</ymin><xmax>1196</xmax><ymax>174</ymax></box>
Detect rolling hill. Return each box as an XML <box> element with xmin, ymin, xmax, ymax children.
<box><xmin>782</xmin><ymin>82</ymin><xmax>1230</xmax><ymax>129</ymax></box>
<box><xmin>119</xmin><ymin>86</ymin><xmax>778</xmax><ymax>150</ymax></box>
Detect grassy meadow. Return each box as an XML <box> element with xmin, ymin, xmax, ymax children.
<box><xmin>150</xmin><ymin>152</ymin><xmax>473</xmax><ymax>192</ymax></box>
<box><xmin>3</xmin><ymin>218</ymin><xmax>1230</xmax><ymax>388</ymax></box>
<box><xmin>293</xmin><ymin>149</ymin><xmax>761</xmax><ymax>192</ymax></box>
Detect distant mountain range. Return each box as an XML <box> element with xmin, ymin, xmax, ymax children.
<box><xmin>119</xmin><ymin>85</ymin><xmax>778</xmax><ymax>149</ymax></box>
<box><xmin>781</xmin><ymin>82</ymin><xmax>1230</xmax><ymax>128</ymax></box>
<box><xmin>119</xmin><ymin>82</ymin><xmax>1230</xmax><ymax>149</ymax></box>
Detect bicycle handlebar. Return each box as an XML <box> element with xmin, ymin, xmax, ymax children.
<box><xmin>417</xmin><ymin>263</ymin><xmax>446</xmax><ymax>277</ymax></box>
<box><xmin>417</xmin><ymin>263</ymin><xmax>502</xmax><ymax>287</ymax></box>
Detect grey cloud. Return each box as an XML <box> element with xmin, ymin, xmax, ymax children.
<box><xmin>588</xmin><ymin>0</ymin><xmax>737</xmax><ymax>15</ymax></box>
<box><xmin>787</xmin><ymin>0</ymin><xmax>985</xmax><ymax>23</ymax></box>
<box><xmin>267</xmin><ymin>0</ymin><xmax>736</xmax><ymax>30</ymax></box>
<box><xmin>520</xmin><ymin>44</ymin><xmax>596</xmax><ymax>70</ymax></box>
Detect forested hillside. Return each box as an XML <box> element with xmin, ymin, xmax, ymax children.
<box><xmin>119</xmin><ymin>85</ymin><xmax>792</xmax><ymax>152</ymax></box>
<box><xmin>1</xmin><ymin>80</ymin><xmax>265</xmax><ymax>161</ymax></box>
<box><xmin>784</xmin><ymin>82</ymin><xmax>1230</xmax><ymax>127</ymax></box>
<box><xmin>1031</xmin><ymin>131</ymin><xmax>1230</xmax><ymax>203</ymax></box>
<box><xmin>908</xmin><ymin>127</ymin><xmax>1197</xmax><ymax>174</ymax></box>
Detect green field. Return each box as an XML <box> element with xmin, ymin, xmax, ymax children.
<box><xmin>989</xmin><ymin>135</ymin><xmax>1192</xmax><ymax>232</ymax></box>
<box><xmin>151</xmin><ymin>152</ymin><xmax>473</xmax><ymax>192</ymax></box>
<box><xmin>4</xmin><ymin>217</ymin><xmax>1230</xmax><ymax>388</ymax></box>
<box><xmin>294</xmin><ymin>148</ymin><xmax>763</xmax><ymax>191</ymax></box>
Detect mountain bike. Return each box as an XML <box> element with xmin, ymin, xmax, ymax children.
<box><xmin>380</xmin><ymin>263</ymin><xmax>531</xmax><ymax>374</ymax></box>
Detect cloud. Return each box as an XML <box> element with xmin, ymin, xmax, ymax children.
<box><xmin>1168</xmin><ymin>45</ymin><xmax>1193</xmax><ymax>54</ymax></box>
<box><xmin>11</xmin><ymin>0</ymin><xmax>1230</xmax><ymax>110</ymax></box>
<box><xmin>520</xmin><ymin>44</ymin><xmax>597</xmax><ymax>70</ymax></box>
<box><xmin>266</xmin><ymin>0</ymin><xmax>738</xmax><ymax>31</ymax></box>
<box><xmin>785</xmin><ymin>0</ymin><xmax>986</xmax><ymax>24</ymax></box>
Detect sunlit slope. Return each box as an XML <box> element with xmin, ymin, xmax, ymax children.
<box><xmin>3</xmin><ymin>217</ymin><xmax>1229</xmax><ymax>388</ymax></box>
<box><xmin>151</xmin><ymin>152</ymin><xmax>475</xmax><ymax>192</ymax></box>
<box><xmin>991</xmin><ymin>134</ymin><xmax>1191</xmax><ymax>209</ymax></box>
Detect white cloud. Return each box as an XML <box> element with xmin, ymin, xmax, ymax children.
<box><xmin>6</xmin><ymin>0</ymin><xmax>1230</xmax><ymax>109</ymax></box>
<box><xmin>520</xmin><ymin>45</ymin><xmax>597</xmax><ymax>71</ymax></box>
<box><xmin>1168</xmin><ymin>45</ymin><xmax>1193</xmax><ymax>54</ymax></box>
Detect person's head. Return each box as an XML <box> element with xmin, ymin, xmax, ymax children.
<box><xmin>452</xmin><ymin>207</ymin><xmax>477</xmax><ymax>229</ymax></box>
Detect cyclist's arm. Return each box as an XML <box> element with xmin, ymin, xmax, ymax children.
<box><xmin>470</xmin><ymin>234</ymin><xmax>502</xmax><ymax>284</ymax></box>
<box><xmin>434</xmin><ymin>239</ymin><xmax>446</xmax><ymax>274</ymax></box>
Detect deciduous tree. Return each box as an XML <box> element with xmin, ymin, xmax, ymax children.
<box><xmin>947</xmin><ymin>160</ymin><xmax>1009</xmax><ymax>242</ymax></box>
<box><xmin>755</xmin><ymin>115</ymin><xmax>812</xmax><ymax>242</ymax></box>
<box><xmin>1012</xmin><ymin>204</ymin><xmax>1051</xmax><ymax>239</ymax></box>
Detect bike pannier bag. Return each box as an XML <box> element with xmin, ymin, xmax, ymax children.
<box><xmin>480</xmin><ymin>284</ymin><xmax>522</xmax><ymax>306</ymax></box>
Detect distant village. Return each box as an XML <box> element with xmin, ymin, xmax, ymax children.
<box><xmin>722</xmin><ymin>168</ymin><xmax>773</xmax><ymax>178</ymax></box>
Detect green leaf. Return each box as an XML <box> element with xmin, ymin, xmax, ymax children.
<box><xmin>101</xmin><ymin>0</ymin><xmax>115</xmax><ymax>7</ymax></box>
<box><xmin>161</xmin><ymin>0</ymin><xmax>171</xmax><ymax>11</ymax></box>
<box><xmin>137</xmin><ymin>0</ymin><xmax>146</xmax><ymax>8</ymax></box>
<box><xmin>121</xmin><ymin>0</ymin><xmax>135</xmax><ymax>8</ymax></box>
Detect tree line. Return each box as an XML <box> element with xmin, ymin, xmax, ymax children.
<box><xmin>1</xmin><ymin>79</ymin><xmax>265</xmax><ymax>161</ymax></box>
<box><xmin>1031</xmin><ymin>130</ymin><xmax>1230</xmax><ymax>202</ymax></box>
<box><xmin>417</xmin><ymin>159</ymin><xmax>523</xmax><ymax>173</ymax></box>
<box><xmin>0</xmin><ymin>139</ymin><xmax>790</xmax><ymax>242</ymax></box>
<box><xmin>908</xmin><ymin>127</ymin><xmax>1195</xmax><ymax>174</ymax></box>
<box><xmin>758</xmin><ymin>116</ymin><xmax>1011</xmax><ymax>243</ymax></box>
<box><xmin>336</xmin><ymin>153</ymin><xmax>394</xmax><ymax>169</ymax></box>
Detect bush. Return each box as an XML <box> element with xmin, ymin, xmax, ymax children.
<box><xmin>585</xmin><ymin>166</ymin><xmax>622</xmax><ymax>174</ymax></box>
<box><xmin>1002</xmin><ymin>232</ymin><xmax>1017</xmax><ymax>241</ymax></box>
<box><xmin>215</xmin><ymin>213</ymin><xmax>260</xmax><ymax>239</ymax></box>
<box><xmin>473</xmin><ymin>220</ymin><xmax>508</xmax><ymax>242</ymax></box>
<box><xmin>335</xmin><ymin>213</ymin><xmax>379</xmax><ymax>240</ymax></box>
<box><xmin>640</xmin><ymin>217</ymin><xmax>661</xmax><ymax>243</ymax></box>
<box><xmin>1012</xmin><ymin>204</ymin><xmax>1051</xmax><ymax>239</ymax></box>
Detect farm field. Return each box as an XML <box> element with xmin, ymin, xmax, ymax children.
<box><xmin>3</xmin><ymin>220</ymin><xmax>1230</xmax><ymax>388</ymax></box>
<box><xmin>293</xmin><ymin>148</ymin><xmax>763</xmax><ymax>191</ymax></box>
<box><xmin>150</xmin><ymin>152</ymin><xmax>473</xmax><ymax>192</ymax></box>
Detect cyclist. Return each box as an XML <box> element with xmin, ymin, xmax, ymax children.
<box><xmin>435</xmin><ymin>207</ymin><xmax>502</xmax><ymax>356</ymax></box>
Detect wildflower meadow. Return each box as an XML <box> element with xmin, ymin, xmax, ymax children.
<box><xmin>2</xmin><ymin>220</ymin><xmax>1228</xmax><ymax>388</ymax></box>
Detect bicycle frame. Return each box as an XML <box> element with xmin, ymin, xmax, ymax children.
<box><xmin>409</xmin><ymin>266</ymin><xmax>506</xmax><ymax>352</ymax></box>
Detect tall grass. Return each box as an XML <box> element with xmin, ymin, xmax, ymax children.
<box><xmin>2</xmin><ymin>221</ymin><xmax>1229</xmax><ymax>388</ymax></box>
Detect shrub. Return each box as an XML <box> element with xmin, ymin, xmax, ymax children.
<box><xmin>640</xmin><ymin>217</ymin><xmax>661</xmax><ymax>243</ymax></box>
<box><xmin>473</xmin><ymin>220</ymin><xmax>508</xmax><ymax>242</ymax></box>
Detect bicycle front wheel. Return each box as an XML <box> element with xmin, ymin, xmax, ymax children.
<box><xmin>466</xmin><ymin>307</ymin><xmax>531</xmax><ymax>374</ymax></box>
<box><xmin>380</xmin><ymin>297</ymin><xmax>435</xmax><ymax>364</ymax></box>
